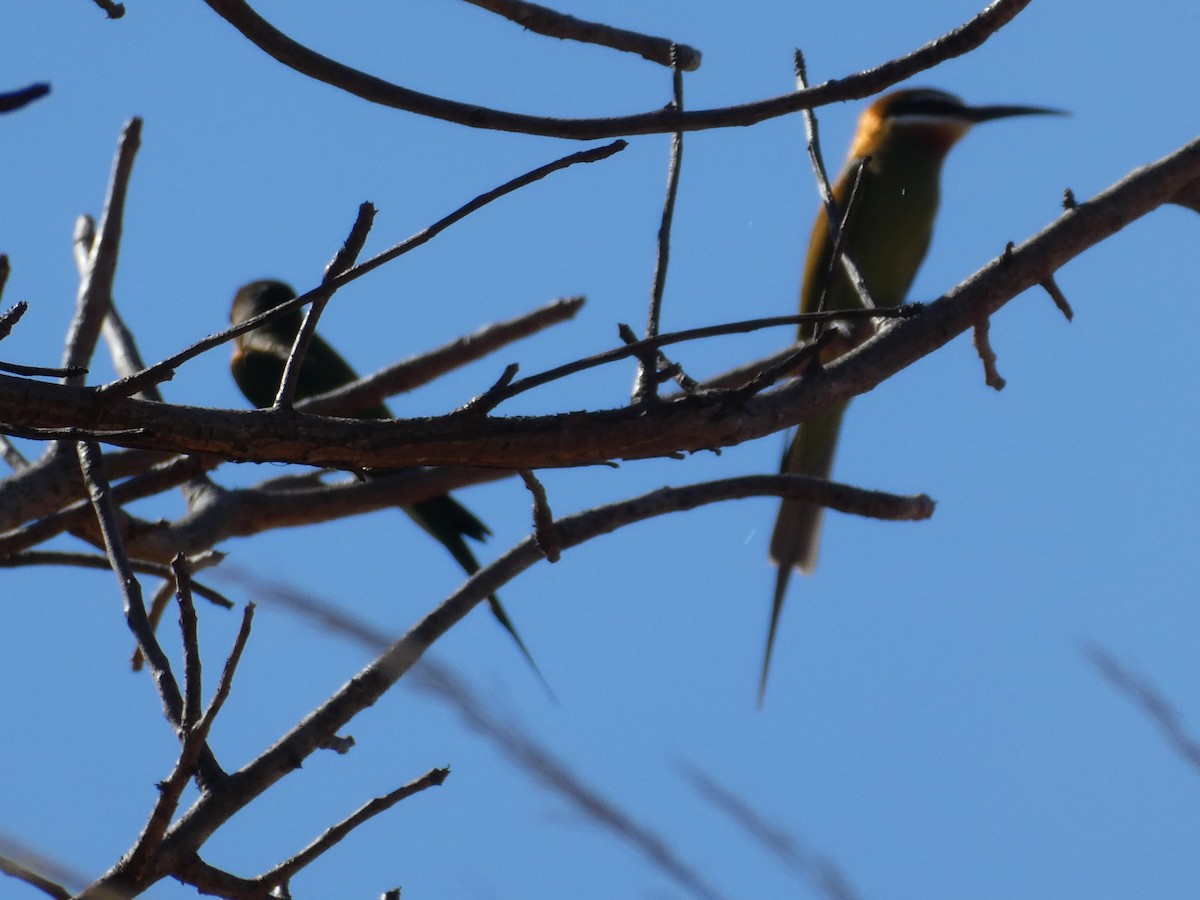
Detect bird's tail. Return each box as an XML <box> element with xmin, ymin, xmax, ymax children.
<box><xmin>408</xmin><ymin>495</ymin><xmax>552</xmax><ymax>697</ymax></box>
<box><xmin>760</xmin><ymin>401</ymin><xmax>847</xmax><ymax>703</ymax></box>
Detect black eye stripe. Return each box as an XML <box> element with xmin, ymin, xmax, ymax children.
<box><xmin>888</xmin><ymin>95</ymin><xmax>964</xmax><ymax>119</ymax></box>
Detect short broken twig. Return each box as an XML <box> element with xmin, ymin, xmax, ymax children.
<box><xmin>519</xmin><ymin>469</ymin><xmax>560</xmax><ymax>561</ymax></box>
<box><xmin>973</xmin><ymin>316</ymin><xmax>1006</xmax><ymax>391</ymax></box>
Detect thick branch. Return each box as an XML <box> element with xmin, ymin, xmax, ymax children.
<box><xmin>3</xmin><ymin>134</ymin><xmax>1196</xmax><ymax>468</ymax></box>
<box><xmin>94</xmin><ymin>471</ymin><xmax>917</xmax><ymax>896</ymax></box>
<box><xmin>201</xmin><ymin>0</ymin><xmax>1032</xmax><ymax>138</ymax></box>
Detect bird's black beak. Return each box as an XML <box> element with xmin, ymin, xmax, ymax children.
<box><xmin>965</xmin><ymin>103</ymin><xmax>1068</xmax><ymax>123</ymax></box>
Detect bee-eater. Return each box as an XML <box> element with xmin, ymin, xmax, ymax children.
<box><xmin>763</xmin><ymin>88</ymin><xmax>1061</xmax><ymax>698</ymax></box>
<box><xmin>229</xmin><ymin>279</ymin><xmax>545</xmax><ymax>686</ymax></box>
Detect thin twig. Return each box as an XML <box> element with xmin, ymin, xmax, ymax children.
<box><xmin>1085</xmin><ymin>643</ymin><xmax>1200</xmax><ymax>775</ymax></box>
<box><xmin>273</xmin><ymin>284</ymin><xmax>334</xmax><ymax>411</ymax></box>
<box><xmin>972</xmin><ymin>316</ymin><xmax>1006</xmax><ymax>390</ymax></box>
<box><xmin>636</xmin><ymin>52</ymin><xmax>686</xmax><ymax>403</ymax></box>
<box><xmin>164</xmin><ymin>471</ymin><xmax>927</xmax><ymax>900</ymax></box>
<box><xmin>174</xmin><ymin>555</ymin><xmax>203</xmax><ymax>731</ymax></box>
<box><xmin>255</xmin><ymin>768</ymin><xmax>449</xmax><ymax>889</ymax></box>
<box><xmin>275</xmin><ymin>204</ymin><xmax>376</xmax><ymax>409</ymax></box>
<box><xmin>0</xmin><ymin>852</ymin><xmax>72</xmax><ymax>900</ymax></box>
<box><xmin>794</xmin><ymin>53</ymin><xmax>878</xmax><ymax>317</ymax></box>
<box><xmin>216</xmin><ymin>570</ymin><xmax>724</xmax><ymax>900</ymax></box>
<box><xmin>74</xmin><ymin>441</ymin><xmax>226</xmax><ymax>789</ymax></box>
<box><xmin>324</xmin><ymin>201</ymin><xmax>376</xmax><ymax>282</ymax></box>
<box><xmin>99</xmin><ymin>142</ymin><xmax>625</xmax><ymax>400</ymax></box>
<box><xmin>200</xmin><ymin>0</ymin><xmax>1033</xmax><ymax>138</ymax></box>
<box><xmin>129</xmin><ymin>604</ymin><xmax>254</xmax><ymax>881</ymax></box>
<box><xmin>681</xmin><ymin>765</ymin><xmax>865</xmax><ymax>900</ymax></box>
<box><xmin>132</xmin><ymin>579</ymin><xmax>177</xmax><ymax>672</ymax></box>
<box><xmin>61</xmin><ymin>119</ymin><xmax>141</xmax><ymax>387</ymax></box>
<box><xmin>0</xmin><ymin>361</ymin><xmax>87</xmax><ymax>378</ymax></box>
<box><xmin>0</xmin><ymin>551</ymin><xmax>231</xmax><ymax>606</ymax></box>
<box><xmin>73</xmin><ymin>215</ymin><xmax>163</xmax><ymax>403</ymax></box>
<box><xmin>519</xmin><ymin>469</ymin><xmax>560</xmax><ymax>561</ymax></box>
<box><xmin>1041</xmin><ymin>275</ymin><xmax>1074</xmax><ymax>321</ymax></box>
<box><xmin>461</xmin><ymin>0</ymin><xmax>700</xmax><ymax>70</ymax></box>
<box><xmin>0</xmin><ymin>83</ymin><xmax>51</xmax><ymax>114</ymax></box>
<box><xmin>472</xmin><ymin>307</ymin><xmax>914</xmax><ymax>413</ymax></box>
<box><xmin>298</xmin><ymin>295</ymin><xmax>585</xmax><ymax>417</ymax></box>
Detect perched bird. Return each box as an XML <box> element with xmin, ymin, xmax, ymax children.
<box><xmin>763</xmin><ymin>89</ymin><xmax>1061</xmax><ymax>699</ymax></box>
<box><xmin>230</xmin><ymin>279</ymin><xmax>546</xmax><ymax>687</ymax></box>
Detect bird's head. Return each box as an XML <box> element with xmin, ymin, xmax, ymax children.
<box><xmin>848</xmin><ymin>88</ymin><xmax>1064</xmax><ymax>161</ymax></box>
<box><xmin>230</xmin><ymin>279</ymin><xmax>302</xmax><ymax>338</ymax></box>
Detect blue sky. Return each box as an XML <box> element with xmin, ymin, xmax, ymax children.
<box><xmin>3</xmin><ymin>1</ymin><xmax>1200</xmax><ymax>898</ymax></box>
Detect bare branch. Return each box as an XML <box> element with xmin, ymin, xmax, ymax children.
<box><xmin>795</xmin><ymin>54</ymin><xmax>877</xmax><ymax>318</ymax></box>
<box><xmin>323</xmin><ymin>201</ymin><xmax>376</xmax><ymax>283</ymax></box>
<box><xmin>211</xmin><ymin>572</ymin><xmax>726</xmax><ymax>900</ymax></box>
<box><xmin>0</xmin><ymin>551</ymin><xmax>231</xmax><ymax>608</ymax></box>
<box><xmin>465</xmin><ymin>307</ymin><xmax>915</xmax><ymax>414</ymax></box>
<box><xmin>104</xmin><ymin>472</ymin><xmax>923</xmax><ymax>898</ymax></box>
<box><xmin>175</xmin><ymin>556</ymin><xmax>203</xmax><ymax>731</ymax></box>
<box><xmin>1085</xmin><ymin>644</ymin><xmax>1200</xmax><ymax>776</ymax></box>
<box><xmin>17</xmin><ymin>134</ymin><xmax>1193</xmax><ymax>468</ymax></box>
<box><xmin>61</xmin><ymin>118</ymin><xmax>141</xmax><ymax>386</ymax></box>
<box><xmin>519</xmin><ymin>469</ymin><xmax>560</xmax><ymax>561</ymax></box>
<box><xmin>98</xmin><ymin>141</ymin><xmax>624</xmax><ymax>400</ymax></box>
<box><xmin>89</xmin><ymin>0</ymin><xmax>126</xmax><ymax>19</ymax></box>
<box><xmin>74</xmin><ymin>441</ymin><xmax>227</xmax><ymax>789</ymax></box>
<box><xmin>0</xmin><ymin>361</ymin><xmax>87</xmax><ymax>378</ymax></box>
<box><xmin>635</xmin><ymin>53</ymin><xmax>686</xmax><ymax>403</ymax></box>
<box><xmin>299</xmin><ymin>295</ymin><xmax>585</xmax><ymax>417</ymax></box>
<box><xmin>273</xmin><ymin>205</ymin><xmax>376</xmax><ymax>410</ymax></box>
<box><xmin>255</xmin><ymin>768</ymin><xmax>448</xmax><ymax>888</ymax></box>
<box><xmin>681</xmin><ymin>765</ymin><xmax>865</xmax><ymax>900</ymax></box>
<box><xmin>462</xmin><ymin>0</ymin><xmax>700</xmax><ymax>70</ymax></box>
<box><xmin>0</xmin><ymin>852</ymin><xmax>71</xmax><ymax>900</ymax></box>
<box><xmin>200</xmin><ymin>0</ymin><xmax>1033</xmax><ymax>138</ymax></box>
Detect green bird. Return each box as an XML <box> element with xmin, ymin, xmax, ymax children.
<box><xmin>230</xmin><ymin>279</ymin><xmax>545</xmax><ymax>686</ymax></box>
<box><xmin>764</xmin><ymin>89</ymin><xmax>1061</xmax><ymax>700</ymax></box>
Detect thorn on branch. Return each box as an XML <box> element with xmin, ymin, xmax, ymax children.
<box><xmin>519</xmin><ymin>469</ymin><xmax>560</xmax><ymax>562</ymax></box>
<box><xmin>973</xmin><ymin>316</ymin><xmax>1006</xmax><ymax>391</ymax></box>
<box><xmin>1041</xmin><ymin>275</ymin><xmax>1074</xmax><ymax>321</ymax></box>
